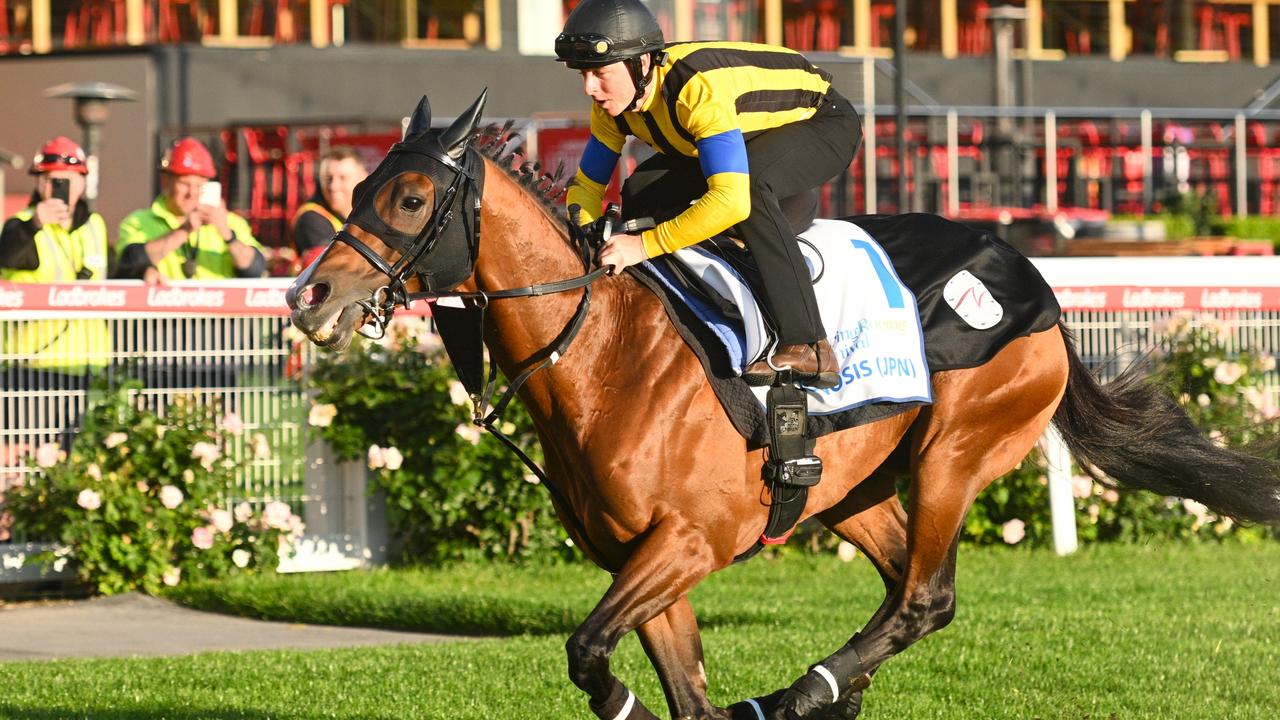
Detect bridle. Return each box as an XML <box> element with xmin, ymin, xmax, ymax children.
<box><xmin>332</xmin><ymin>141</ymin><xmax>482</xmax><ymax>339</ymax></box>
<box><xmin>327</xmin><ymin>136</ymin><xmax>615</xmax><ymax>567</ymax></box>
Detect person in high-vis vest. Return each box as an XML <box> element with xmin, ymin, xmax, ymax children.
<box><xmin>291</xmin><ymin>146</ymin><xmax>368</xmax><ymax>269</ymax></box>
<box><xmin>556</xmin><ymin>0</ymin><xmax>863</xmax><ymax>388</ymax></box>
<box><xmin>116</xmin><ymin>137</ymin><xmax>266</xmax><ymax>282</ymax></box>
<box><xmin>0</xmin><ymin>136</ymin><xmax>111</xmax><ymax>445</ymax></box>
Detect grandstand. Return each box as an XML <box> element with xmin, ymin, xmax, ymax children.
<box><xmin>2</xmin><ymin>1</ymin><xmax>1280</xmax><ymax>254</ymax></box>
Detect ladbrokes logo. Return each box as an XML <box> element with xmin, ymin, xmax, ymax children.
<box><xmin>0</xmin><ymin>288</ymin><xmax>23</xmax><ymax>308</ymax></box>
<box><xmin>244</xmin><ymin>287</ymin><xmax>287</xmax><ymax>309</ymax></box>
<box><xmin>47</xmin><ymin>285</ymin><xmax>127</xmax><ymax>307</ymax></box>
<box><xmin>147</xmin><ymin>286</ymin><xmax>226</xmax><ymax>308</ymax></box>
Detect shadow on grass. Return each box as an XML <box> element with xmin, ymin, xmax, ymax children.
<box><xmin>0</xmin><ymin>707</ymin><xmax>401</xmax><ymax>720</ymax></box>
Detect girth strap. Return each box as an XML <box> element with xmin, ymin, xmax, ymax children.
<box><xmin>733</xmin><ymin>377</ymin><xmax>823</xmax><ymax>564</ymax></box>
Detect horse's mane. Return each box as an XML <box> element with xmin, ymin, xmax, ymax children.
<box><xmin>474</xmin><ymin>122</ymin><xmax>573</xmax><ymax>231</ymax></box>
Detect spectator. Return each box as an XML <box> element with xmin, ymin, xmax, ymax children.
<box><xmin>0</xmin><ymin>136</ymin><xmax>111</xmax><ymax>446</ymax></box>
<box><xmin>291</xmin><ymin>146</ymin><xmax>367</xmax><ymax>268</ymax></box>
<box><xmin>116</xmin><ymin>137</ymin><xmax>266</xmax><ymax>282</ymax></box>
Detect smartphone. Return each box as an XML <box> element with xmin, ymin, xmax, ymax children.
<box><xmin>50</xmin><ymin>177</ymin><xmax>70</xmax><ymax>204</ymax></box>
<box><xmin>199</xmin><ymin>180</ymin><xmax>222</xmax><ymax>206</ymax></box>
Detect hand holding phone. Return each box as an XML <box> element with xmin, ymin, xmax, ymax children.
<box><xmin>51</xmin><ymin>177</ymin><xmax>71</xmax><ymax>204</ymax></box>
<box><xmin>198</xmin><ymin>180</ymin><xmax>222</xmax><ymax>207</ymax></box>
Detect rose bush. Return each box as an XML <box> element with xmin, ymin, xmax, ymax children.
<box><xmin>305</xmin><ymin>316</ymin><xmax>574</xmax><ymax>564</ymax></box>
<box><xmin>4</xmin><ymin>382</ymin><xmax>303</xmax><ymax>595</ymax></box>
<box><xmin>963</xmin><ymin>312</ymin><xmax>1277</xmax><ymax>547</ymax></box>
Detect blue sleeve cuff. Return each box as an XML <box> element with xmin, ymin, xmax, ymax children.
<box><xmin>580</xmin><ymin>135</ymin><xmax>621</xmax><ymax>186</ymax></box>
<box><xmin>696</xmin><ymin>129</ymin><xmax>749</xmax><ymax>178</ymax></box>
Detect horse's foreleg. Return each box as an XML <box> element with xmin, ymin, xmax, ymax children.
<box><xmin>636</xmin><ymin>596</ymin><xmax>726</xmax><ymax>720</ymax></box>
<box><xmin>567</xmin><ymin>521</ymin><xmax>722</xmax><ymax>720</ymax></box>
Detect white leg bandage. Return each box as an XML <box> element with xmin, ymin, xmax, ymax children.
<box><xmin>812</xmin><ymin>664</ymin><xmax>840</xmax><ymax>703</ymax></box>
<box><xmin>609</xmin><ymin>689</ymin><xmax>635</xmax><ymax>720</ymax></box>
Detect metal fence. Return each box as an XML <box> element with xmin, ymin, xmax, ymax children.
<box><xmin>0</xmin><ymin>280</ymin><xmax>309</xmax><ymax>511</ymax></box>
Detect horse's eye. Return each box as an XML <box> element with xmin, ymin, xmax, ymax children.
<box><xmin>401</xmin><ymin>196</ymin><xmax>425</xmax><ymax>213</ymax></box>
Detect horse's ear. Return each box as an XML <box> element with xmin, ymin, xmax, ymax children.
<box><xmin>405</xmin><ymin>96</ymin><xmax>432</xmax><ymax>138</ymax></box>
<box><xmin>440</xmin><ymin>89</ymin><xmax>488</xmax><ymax>160</ymax></box>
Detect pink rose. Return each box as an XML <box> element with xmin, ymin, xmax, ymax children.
<box><xmin>1001</xmin><ymin>518</ymin><xmax>1026</xmax><ymax>545</ymax></box>
<box><xmin>86</xmin><ymin>463</ymin><xmax>102</xmax><ymax>482</ymax></box>
<box><xmin>382</xmin><ymin>447</ymin><xmax>403</xmax><ymax>471</ymax></box>
<box><xmin>34</xmin><ymin>443</ymin><xmax>62</xmax><ymax>468</ymax></box>
<box><xmin>233</xmin><ymin>502</ymin><xmax>254</xmax><ymax>524</ymax></box>
<box><xmin>262</xmin><ymin>501</ymin><xmax>292</xmax><ymax>530</ymax></box>
<box><xmin>221</xmin><ymin>412</ymin><xmax>245</xmax><ymax>437</ymax></box>
<box><xmin>367</xmin><ymin>445</ymin><xmax>385</xmax><ymax>469</ymax></box>
<box><xmin>162</xmin><ymin>567</ymin><xmax>182</xmax><ymax>586</ymax></box>
<box><xmin>251</xmin><ymin>433</ymin><xmax>271</xmax><ymax>459</ymax></box>
<box><xmin>1071</xmin><ymin>475</ymin><xmax>1093</xmax><ymax>500</ymax></box>
<box><xmin>103</xmin><ymin>432</ymin><xmax>127</xmax><ymax>449</ymax></box>
<box><xmin>209</xmin><ymin>509</ymin><xmax>234</xmax><ymax>534</ymax></box>
<box><xmin>1213</xmin><ymin>361</ymin><xmax>1245</xmax><ymax>386</ymax></box>
<box><xmin>158</xmin><ymin>485</ymin><xmax>184</xmax><ymax>510</ymax></box>
<box><xmin>191</xmin><ymin>526</ymin><xmax>215</xmax><ymax>550</ymax></box>
<box><xmin>76</xmin><ymin>488</ymin><xmax>102</xmax><ymax>511</ymax></box>
<box><xmin>191</xmin><ymin>441</ymin><xmax>221</xmax><ymax>470</ymax></box>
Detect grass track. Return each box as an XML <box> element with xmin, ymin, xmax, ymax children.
<box><xmin>0</xmin><ymin>543</ymin><xmax>1277</xmax><ymax>719</ymax></box>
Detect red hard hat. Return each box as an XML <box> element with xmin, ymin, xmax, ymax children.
<box><xmin>32</xmin><ymin>136</ymin><xmax>88</xmax><ymax>175</ymax></box>
<box><xmin>160</xmin><ymin>137</ymin><xmax>217</xmax><ymax>179</ymax></box>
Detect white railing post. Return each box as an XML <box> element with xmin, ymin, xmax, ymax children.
<box><xmin>1043</xmin><ymin>425</ymin><xmax>1079</xmax><ymax>556</ymax></box>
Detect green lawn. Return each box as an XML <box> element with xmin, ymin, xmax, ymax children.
<box><xmin>1</xmin><ymin>543</ymin><xmax>1278</xmax><ymax>719</ymax></box>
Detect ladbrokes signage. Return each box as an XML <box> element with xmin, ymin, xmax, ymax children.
<box><xmin>0</xmin><ymin>281</ymin><xmax>433</xmax><ymax>316</ymax></box>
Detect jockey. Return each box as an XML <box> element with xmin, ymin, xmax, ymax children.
<box><xmin>556</xmin><ymin>0</ymin><xmax>862</xmax><ymax>388</ymax></box>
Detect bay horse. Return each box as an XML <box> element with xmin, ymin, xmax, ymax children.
<box><xmin>286</xmin><ymin>92</ymin><xmax>1280</xmax><ymax>720</ymax></box>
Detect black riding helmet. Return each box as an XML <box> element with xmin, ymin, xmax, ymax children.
<box><xmin>555</xmin><ymin>0</ymin><xmax>666</xmax><ymax>109</ymax></box>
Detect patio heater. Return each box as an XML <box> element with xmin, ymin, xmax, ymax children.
<box><xmin>989</xmin><ymin>5</ymin><xmax>1028</xmax><ymax>207</ymax></box>
<box><xmin>44</xmin><ymin>81</ymin><xmax>139</xmax><ymax>204</ymax></box>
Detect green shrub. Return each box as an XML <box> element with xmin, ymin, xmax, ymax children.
<box><xmin>4</xmin><ymin>382</ymin><xmax>299</xmax><ymax>595</ymax></box>
<box><xmin>305</xmin><ymin>317</ymin><xmax>573</xmax><ymax>565</ymax></box>
<box><xmin>1222</xmin><ymin>215</ymin><xmax>1280</xmax><ymax>248</ymax></box>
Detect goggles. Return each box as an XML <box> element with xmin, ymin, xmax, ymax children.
<box><xmin>35</xmin><ymin>153</ymin><xmax>86</xmax><ymax>166</ymax></box>
<box><xmin>555</xmin><ymin>33</ymin><xmax>619</xmax><ymax>61</ymax></box>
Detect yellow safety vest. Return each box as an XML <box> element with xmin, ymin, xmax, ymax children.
<box><xmin>292</xmin><ymin>201</ymin><xmax>343</xmax><ymax>232</ymax></box>
<box><xmin>1</xmin><ymin>207</ymin><xmax>111</xmax><ymax>373</ymax></box>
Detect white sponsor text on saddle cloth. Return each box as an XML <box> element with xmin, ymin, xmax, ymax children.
<box><xmin>642</xmin><ymin>218</ymin><xmax>933</xmax><ymax>414</ymax></box>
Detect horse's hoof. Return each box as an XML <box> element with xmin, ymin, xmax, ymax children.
<box><xmin>727</xmin><ymin>689</ymin><xmax>786</xmax><ymax>719</ymax></box>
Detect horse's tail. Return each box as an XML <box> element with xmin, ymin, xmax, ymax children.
<box><xmin>1051</xmin><ymin>321</ymin><xmax>1280</xmax><ymax>524</ymax></box>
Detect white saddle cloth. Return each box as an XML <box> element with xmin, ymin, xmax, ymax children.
<box><xmin>643</xmin><ymin>218</ymin><xmax>934</xmax><ymax>414</ymax></box>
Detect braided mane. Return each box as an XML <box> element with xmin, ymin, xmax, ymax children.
<box><xmin>474</xmin><ymin>122</ymin><xmax>573</xmax><ymax>228</ymax></box>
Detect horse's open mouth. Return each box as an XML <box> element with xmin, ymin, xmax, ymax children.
<box><xmin>293</xmin><ymin>303</ymin><xmax>362</xmax><ymax>351</ymax></box>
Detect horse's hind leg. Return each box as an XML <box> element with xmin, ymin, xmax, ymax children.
<box><xmin>636</xmin><ymin>596</ymin><xmax>725</xmax><ymax>720</ymax></box>
<box><xmin>818</xmin><ymin>470</ymin><xmax>909</xmax><ymax>610</ymax></box>
<box><xmin>728</xmin><ymin>473</ymin><xmax>909</xmax><ymax>720</ymax></box>
<box><xmin>775</xmin><ymin>327</ymin><xmax>1069</xmax><ymax>720</ymax></box>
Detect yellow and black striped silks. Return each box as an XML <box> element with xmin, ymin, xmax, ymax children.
<box><xmin>566</xmin><ymin>41</ymin><xmax>833</xmax><ymax>257</ymax></box>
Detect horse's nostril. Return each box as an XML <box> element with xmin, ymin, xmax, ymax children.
<box><xmin>303</xmin><ymin>283</ymin><xmax>330</xmax><ymax>307</ymax></box>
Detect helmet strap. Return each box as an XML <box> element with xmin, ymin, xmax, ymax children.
<box><xmin>625</xmin><ymin>53</ymin><xmax>658</xmax><ymax>111</ymax></box>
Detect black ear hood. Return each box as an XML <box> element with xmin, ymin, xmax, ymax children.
<box><xmin>343</xmin><ymin>91</ymin><xmax>488</xmax><ymax>293</ymax></box>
